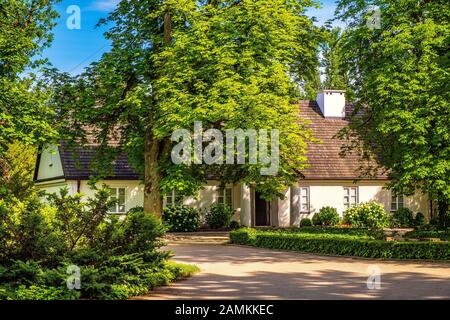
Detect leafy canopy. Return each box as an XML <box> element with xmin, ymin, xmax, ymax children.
<box><xmin>336</xmin><ymin>0</ymin><xmax>450</xmax><ymax>207</ymax></box>
<box><xmin>49</xmin><ymin>0</ymin><xmax>320</xmax><ymax>199</ymax></box>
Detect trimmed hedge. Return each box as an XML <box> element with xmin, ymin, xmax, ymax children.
<box><xmin>286</xmin><ymin>227</ymin><xmax>373</xmax><ymax>237</ymax></box>
<box><xmin>230</xmin><ymin>228</ymin><xmax>450</xmax><ymax>260</ymax></box>
<box><xmin>404</xmin><ymin>230</ymin><xmax>450</xmax><ymax>241</ymax></box>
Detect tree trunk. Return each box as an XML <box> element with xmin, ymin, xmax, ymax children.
<box><xmin>142</xmin><ymin>12</ymin><xmax>173</xmax><ymax>217</ymax></box>
<box><xmin>143</xmin><ymin>125</ymin><xmax>163</xmax><ymax>217</ymax></box>
<box><xmin>437</xmin><ymin>196</ymin><xmax>449</xmax><ymax>228</ymax></box>
<box><xmin>163</xmin><ymin>12</ymin><xmax>172</xmax><ymax>44</ymax></box>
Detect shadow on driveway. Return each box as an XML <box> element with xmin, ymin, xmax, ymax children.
<box><xmin>137</xmin><ymin>243</ymin><xmax>450</xmax><ymax>300</ymax></box>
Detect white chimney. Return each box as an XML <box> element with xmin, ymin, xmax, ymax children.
<box><xmin>316</xmin><ymin>90</ymin><xmax>346</xmax><ymax>118</ymax></box>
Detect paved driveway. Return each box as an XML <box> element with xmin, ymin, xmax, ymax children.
<box><xmin>140</xmin><ymin>242</ymin><xmax>450</xmax><ymax>300</ymax></box>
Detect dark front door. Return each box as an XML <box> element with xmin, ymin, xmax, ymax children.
<box><xmin>255</xmin><ymin>192</ymin><xmax>270</xmax><ymax>226</ymax></box>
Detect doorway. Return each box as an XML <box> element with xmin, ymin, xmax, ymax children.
<box><xmin>254</xmin><ymin>192</ymin><xmax>270</xmax><ymax>226</ymax></box>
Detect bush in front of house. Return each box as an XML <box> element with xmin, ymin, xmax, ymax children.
<box><xmin>0</xmin><ymin>188</ymin><xmax>198</xmax><ymax>300</ymax></box>
<box><xmin>205</xmin><ymin>204</ymin><xmax>235</xmax><ymax>229</ymax></box>
<box><xmin>343</xmin><ymin>201</ymin><xmax>389</xmax><ymax>229</ymax></box>
<box><xmin>414</xmin><ymin>212</ymin><xmax>425</xmax><ymax>227</ymax></box>
<box><xmin>312</xmin><ymin>206</ymin><xmax>340</xmax><ymax>226</ymax></box>
<box><xmin>229</xmin><ymin>220</ymin><xmax>240</xmax><ymax>229</ymax></box>
<box><xmin>163</xmin><ymin>205</ymin><xmax>201</xmax><ymax>232</ymax></box>
<box><xmin>299</xmin><ymin>218</ymin><xmax>312</xmax><ymax>227</ymax></box>
<box><xmin>391</xmin><ymin>207</ymin><xmax>415</xmax><ymax>227</ymax></box>
<box><xmin>229</xmin><ymin>228</ymin><xmax>450</xmax><ymax>260</ymax></box>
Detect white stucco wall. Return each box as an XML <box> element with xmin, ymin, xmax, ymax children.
<box><xmin>36</xmin><ymin>145</ymin><xmax>64</xmax><ymax>181</ymax></box>
<box><xmin>294</xmin><ymin>180</ymin><xmax>430</xmax><ymax>222</ymax></box>
<box><xmin>277</xmin><ymin>188</ymin><xmax>291</xmax><ymax>227</ymax></box>
<box><xmin>180</xmin><ymin>181</ymin><xmax>241</xmax><ymax>221</ymax></box>
<box><xmin>36</xmin><ymin>179</ymin><xmax>241</xmax><ymax>221</ymax></box>
<box><xmin>36</xmin><ymin>177</ymin><xmax>429</xmax><ymax>225</ymax></box>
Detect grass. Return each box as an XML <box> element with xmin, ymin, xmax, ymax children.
<box><xmin>166</xmin><ymin>261</ymin><xmax>200</xmax><ymax>279</ymax></box>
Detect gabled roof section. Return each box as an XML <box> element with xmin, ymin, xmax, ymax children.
<box><xmin>58</xmin><ymin>141</ymin><xmax>140</xmax><ymax>180</ymax></box>
<box><xmin>298</xmin><ymin>100</ymin><xmax>388</xmax><ymax>180</ymax></box>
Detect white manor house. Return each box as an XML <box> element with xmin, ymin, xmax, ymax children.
<box><xmin>34</xmin><ymin>91</ymin><xmax>431</xmax><ymax>226</ymax></box>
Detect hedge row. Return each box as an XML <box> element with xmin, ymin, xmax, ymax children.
<box><xmin>404</xmin><ymin>230</ymin><xmax>450</xmax><ymax>241</ymax></box>
<box><xmin>283</xmin><ymin>227</ymin><xmax>373</xmax><ymax>237</ymax></box>
<box><xmin>230</xmin><ymin>228</ymin><xmax>450</xmax><ymax>260</ymax></box>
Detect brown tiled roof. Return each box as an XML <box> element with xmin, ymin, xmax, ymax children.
<box><xmin>43</xmin><ymin>101</ymin><xmax>386</xmax><ymax>182</ymax></box>
<box><xmin>58</xmin><ymin>141</ymin><xmax>140</xmax><ymax>180</ymax></box>
<box><xmin>298</xmin><ymin>100</ymin><xmax>388</xmax><ymax>180</ymax></box>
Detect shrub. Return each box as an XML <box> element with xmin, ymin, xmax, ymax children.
<box><xmin>343</xmin><ymin>202</ymin><xmax>389</xmax><ymax>229</ymax></box>
<box><xmin>162</xmin><ymin>205</ymin><xmax>200</xmax><ymax>232</ymax></box>
<box><xmin>230</xmin><ymin>229</ymin><xmax>450</xmax><ymax>260</ymax></box>
<box><xmin>312</xmin><ymin>207</ymin><xmax>340</xmax><ymax>226</ymax></box>
<box><xmin>229</xmin><ymin>228</ymin><xmax>257</xmax><ymax>245</ymax></box>
<box><xmin>430</xmin><ymin>217</ymin><xmax>439</xmax><ymax>226</ymax></box>
<box><xmin>299</xmin><ymin>218</ymin><xmax>312</xmax><ymax>227</ymax></box>
<box><xmin>404</xmin><ymin>230</ymin><xmax>450</xmax><ymax>241</ymax></box>
<box><xmin>391</xmin><ymin>208</ymin><xmax>414</xmax><ymax>227</ymax></box>
<box><xmin>205</xmin><ymin>204</ymin><xmax>235</xmax><ymax>229</ymax></box>
<box><xmin>0</xmin><ymin>188</ymin><xmax>198</xmax><ymax>300</ymax></box>
<box><xmin>229</xmin><ymin>220</ymin><xmax>240</xmax><ymax>229</ymax></box>
<box><xmin>288</xmin><ymin>226</ymin><xmax>372</xmax><ymax>237</ymax></box>
<box><xmin>414</xmin><ymin>212</ymin><xmax>425</xmax><ymax>227</ymax></box>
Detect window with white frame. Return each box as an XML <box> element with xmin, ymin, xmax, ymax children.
<box><xmin>109</xmin><ymin>188</ymin><xmax>126</xmax><ymax>213</ymax></box>
<box><xmin>165</xmin><ymin>190</ymin><xmax>183</xmax><ymax>207</ymax></box>
<box><xmin>391</xmin><ymin>193</ymin><xmax>404</xmax><ymax>211</ymax></box>
<box><xmin>343</xmin><ymin>187</ymin><xmax>358</xmax><ymax>209</ymax></box>
<box><xmin>217</xmin><ymin>187</ymin><xmax>233</xmax><ymax>208</ymax></box>
<box><xmin>299</xmin><ymin>187</ymin><xmax>310</xmax><ymax>213</ymax></box>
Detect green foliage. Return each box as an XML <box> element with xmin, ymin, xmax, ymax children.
<box><xmin>320</xmin><ymin>27</ymin><xmax>349</xmax><ymax>91</ymax></box>
<box><xmin>0</xmin><ymin>142</ymin><xmax>37</xmax><ymax>198</ymax></box>
<box><xmin>47</xmin><ymin>0</ymin><xmax>320</xmax><ymax>207</ymax></box>
<box><xmin>229</xmin><ymin>228</ymin><xmax>258</xmax><ymax>246</ymax></box>
<box><xmin>205</xmin><ymin>204</ymin><xmax>235</xmax><ymax>229</ymax></box>
<box><xmin>291</xmin><ymin>226</ymin><xmax>372</xmax><ymax>237</ymax></box>
<box><xmin>391</xmin><ymin>208</ymin><xmax>415</xmax><ymax>228</ymax></box>
<box><xmin>299</xmin><ymin>218</ymin><xmax>312</xmax><ymax>227</ymax></box>
<box><xmin>414</xmin><ymin>212</ymin><xmax>426</xmax><ymax>227</ymax></box>
<box><xmin>162</xmin><ymin>205</ymin><xmax>200</xmax><ymax>232</ymax></box>
<box><xmin>312</xmin><ymin>207</ymin><xmax>340</xmax><ymax>226</ymax></box>
<box><xmin>0</xmin><ymin>191</ymin><xmax>197</xmax><ymax>300</ymax></box>
<box><xmin>230</xmin><ymin>228</ymin><xmax>450</xmax><ymax>260</ymax></box>
<box><xmin>0</xmin><ymin>194</ymin><xmax>65</xmax><ymax>265</ymax></box>
<box><xmin>45</xmin><ymin>186</ymin><xmax>117</xmax><ymax>252</ymax></box>
<box><xmin>0</xmin><ymin>0</ymin><xmax>59</xmax><ymax>161</ymax></box>
<box><xmin>229</xmin><ymin>220</ymin><xmax>240</xmax><ymax>229</ymax></box>
<box><xmin>335</xmin><ymin>0</ymin><xmax>450</xmax><ymax>226</ymax></box>
<box><xmin>343</xmin><ymin>202</ymin><xmax>389</xmax><ymax>229</ymax></box>
<box><xmin>404</xmin><ymin>230</ymin><xmax>450</xmax><ymax>241</ymax></box>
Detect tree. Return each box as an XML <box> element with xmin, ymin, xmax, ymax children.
<box><xmin>336</xmin><ymin>0</ymin><xmax>450</xmax><ymax>227</ymax></box>
<box><xmin>320</xmin><ymin>26</ymin><xmax>348</xmax><ymax>91</ymax></box>
<box><xmin>49</xmin><ymin>0</ymin><xmax>320</xmax><ymax>217</ymax></box>
<box><xmin>0</xmin><ymin>0</ymin><xmax>59</xmax><ymax>193</ymax></box>
<box><xmin>0</xmin><ymin>142</ymin><xmax>37</xmax><ymax>198</ymax></box>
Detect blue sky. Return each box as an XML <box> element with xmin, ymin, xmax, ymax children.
<box><xmin>42</xmin><ymin>0</ymin><xmax>339</xmax><ymax>75</ymax></box>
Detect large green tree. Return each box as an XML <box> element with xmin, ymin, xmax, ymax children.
<box><xmin>49</xmin><ymin>0</ymin><xmax>319</xmax><ymax>216</ymax></box>
<box><xmin>0</xmin><ymin>0</ymin><xmax>59</xmax><ymax>193</ymax></box>
<box><xmin>336</xmin><ymin>0</ymin><xmax>450</xmax><ymax>226</ymax></box>
<box><xmin>320</xmin><ymin>26</ymin><xmax>348</xmax><ymax>91</ymax></box>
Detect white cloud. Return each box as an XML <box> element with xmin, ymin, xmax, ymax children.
<box><xmin>88</xmin><ymin>0</ymin><xmax>120</xmax><ymax>12</ymax></box>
